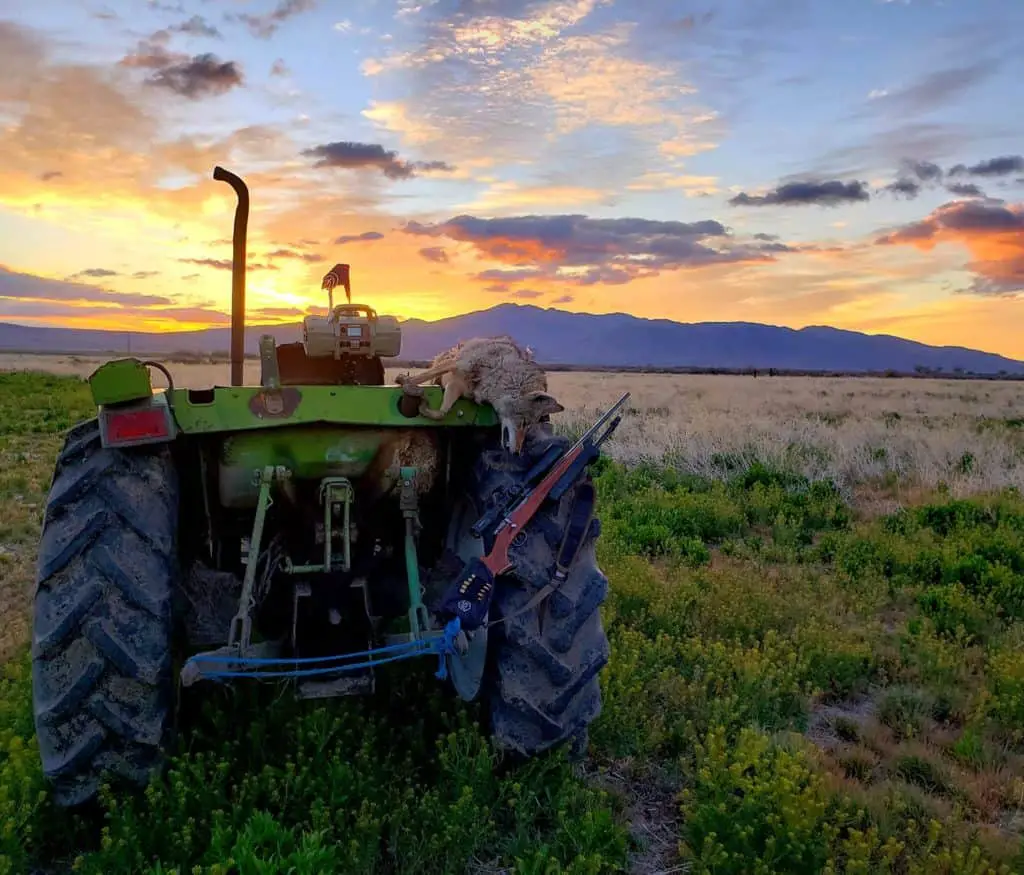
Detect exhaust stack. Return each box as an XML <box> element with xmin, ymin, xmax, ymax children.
<box><xmin>213</xmin><ymin>166</ymin><xmax>250</xmax><ymax>387</ymax></box>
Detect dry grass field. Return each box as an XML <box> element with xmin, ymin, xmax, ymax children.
<box><xmin>7</xmin><ymin>352</ymin><xmax>1023</xmax><ymax>501</ymax></box>
<box><xmin>551</xmin><ymin>371</ymin><xmax>1024</xmax><ymax>506</ymax></box>
<box><xmin>4</xmin><ymin>356</ymin><xmax>1024</xmax><ymax>873</ymax></box>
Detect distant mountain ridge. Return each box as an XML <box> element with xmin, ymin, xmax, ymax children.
<box><xmin>1</xmin><ymin>303</ymin><xmax>1022</xmax><ymax>375</ymax></box>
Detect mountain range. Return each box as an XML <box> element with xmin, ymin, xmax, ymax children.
<box><xmin>2</xmin><ymin>304</ymin><xmax>1022</xmax><ymax>375</ymax></box>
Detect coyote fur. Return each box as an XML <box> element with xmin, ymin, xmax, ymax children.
<box><xmin>397</xmin><ymin>336</ymin><xmax>563</xmax><ymax>453</ymax></box>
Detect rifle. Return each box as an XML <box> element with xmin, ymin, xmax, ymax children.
<box><xmin>438</xmin><ymin>392</ymin><xmax>630</xmax><ymax>630</ymax></box>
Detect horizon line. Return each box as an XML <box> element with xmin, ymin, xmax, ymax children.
<box><xmin>0</xmin><ymin>303</ymin><xmax>1022</xmax><ymax>364</ymax></box>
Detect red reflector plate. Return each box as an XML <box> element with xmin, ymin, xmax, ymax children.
<box><xmin>107</xmin><ymin>408</ymin><xmax>170</xmax><ymax>442</ymax></box>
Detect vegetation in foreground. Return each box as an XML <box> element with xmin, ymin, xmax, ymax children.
<box><xmin>2</xmin><ymin>370</ymin><xmax>1024</xmax><ymax>873</ymax></box>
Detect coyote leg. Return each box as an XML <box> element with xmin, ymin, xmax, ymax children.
<box><xmin>397</xmin><ymin>362</ymin><xmax>454</xmax><ymax>387</ymax></box>
<box><xmin>418</xmin><ymin>377</ymin><xmax>462</xmax><ymax>420</ymax></box>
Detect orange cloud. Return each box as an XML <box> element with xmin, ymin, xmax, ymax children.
<box><xmin>403</xmin><ymin>214</ymin><xmax>785</xmax><ymax>292</ymax></box>
<box><xmin>876</xmin><ymin>199</ymin><xmax>1024</xmax><ymax>295</ymax></box>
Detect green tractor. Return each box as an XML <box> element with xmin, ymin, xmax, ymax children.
<box><xmin>31</xmin><ymin>166</ymin><xmax>621</xmax><ymax>807</ymax></box>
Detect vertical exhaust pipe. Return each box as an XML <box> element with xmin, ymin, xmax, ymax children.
<box><xmin>213</xmin><ymin>166</ymin><xmax>249</xmax><ymax>387</ymax></box>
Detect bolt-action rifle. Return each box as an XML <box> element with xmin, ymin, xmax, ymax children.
<box><xmin>438</xmin><ymin>392</ymin><xmax>630</xmax><ymax>630</ymax></box>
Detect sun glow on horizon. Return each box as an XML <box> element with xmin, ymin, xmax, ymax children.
<box><xmin>0</xmin><ymin>1</ymin><xmax>1021</xmax><ymax>358</ymax></box>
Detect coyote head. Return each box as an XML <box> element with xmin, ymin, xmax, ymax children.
<box><xmin>493</xmin><ymin>390</ymin><xmax>565</xmax><ymax>454</ymax></box>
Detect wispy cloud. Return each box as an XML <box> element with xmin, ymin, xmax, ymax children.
<box><xmin>900</xmin><ymin>159</ymin><xmax>943</xmax><ymax>182</ymax></box>
<box><xmin>229</xmin><ymin>0</ymin><xmax>319</xmax><ymax>39</ymax></box>
<box><xmin>358</xmin><ymin>0</ymin><xmax>718</xmax><ymax>173</ymax></box>
<box><xmin>179</xmin><ymin>258</ymin><xmax>278</xmax><ymax>271</ymax></box>
<box><xmin>418</xmin><ymin>246</ymin><xmax>448</xmax><ymax>263</ymax></box>
<box><xmin>172</xmin><ymin>15</ymin><xmax>221</xmax><ymax>39</ymax></box>
<box><xmin>460</xmin><ymin>181</ymin><xmax>614</xmax><ymax>212</ymax></box>
<box><xmin>0</xmin><ymin>266</ymin><xmax>172</xmax><ymax>307</ymax></box>
<box><xmin>119</xmin><ymin>36</ymin><xmax>243</xmax><ymax>99</ymax></box>
<box><xmin>266</xmin><ymin>248</ymin><xmax>324</xmax><ymax>263</ymax></box>
<box><xmin>477</xmin><ymin>267</ymin><xmax>546</xmax><ymax>284</ymax></box>
<box><xmin>335</xmin><ymin>231</ymin><xmax>385</xmax><ymax>245</ymax></box>
<box><xmin>862</xmin><ymin>60</ymin><xmax>999</xmax><ymax>116</ymax></box>
<box><xmin>883</xmin><ymin>178</ymin><xmax>921</xmax><ymax>199</ymax></box>
<box><xmin>626</xmin><ymin>172</ymin><xmax>719</xmax><ymax>197</ymax></box>
<box><xmin>67</xmin><ymin>267</ymin><xmax>119</xmax><ymax>279</ymax></box>
<box><xmin>946</xmin><ymin>182</ymin><xmax>986</xmax><ymax>198</ymax></box>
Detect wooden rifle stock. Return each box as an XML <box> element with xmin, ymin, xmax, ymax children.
<box><xmin>437</xmin><ymin>392</ymin><xmax>629</xmax><ymax>631</ymax></box>
<box><xmin>479</xmin><ymin>391</ymin><xmax>630</xmax><ymax>575</ymax></box>
<box><xmin>480</xmin><ymin>441</ymin><xmax>588</xmax><ymax>576</ymax></box>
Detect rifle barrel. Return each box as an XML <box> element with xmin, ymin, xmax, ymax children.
<box><xmin>573</xmin><ymin>392</ymin><xmax>630</xmax><ymax>451</ymax></box>
<box><xmin>503</xmin><ymin>392</ymin><xmax>630</xmax><ymax>519</ymax></box>
<box><xmin>469</xmin><ymin>394</ymin><xmax>629</xmax><ymax>541</ymax></box>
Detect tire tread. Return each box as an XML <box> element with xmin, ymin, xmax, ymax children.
<box><xmin>32</xmin><ymin>419</ymin><xmax>178</xmax><ymax>806</ymax></box>
<box><xmin>468</xmin><ymin>425</ymin><xmax>611</xmax><ymax>756</ymax></box>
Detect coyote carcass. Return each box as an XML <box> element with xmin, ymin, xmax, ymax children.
<box><xmin>398</xmin><ymin>336</ymin><xmax>563</xmax><ymax>453</ymax></box>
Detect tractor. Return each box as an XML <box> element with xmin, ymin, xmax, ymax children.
<box><xmin>30</xmin><ymin>166</ymin><xmax>615</xmax><ymax>807</ymax></box>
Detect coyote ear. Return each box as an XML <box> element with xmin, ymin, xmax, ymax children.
<box><xmin>528</xmin><ymin>391</ymin><xmax>564</xmax><ymax>415</ymax></box>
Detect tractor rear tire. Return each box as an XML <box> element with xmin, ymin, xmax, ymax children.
<box><xmin>31</xmin><ymin>419</ymin><xmax>179</xmax><ymax>806</ymax></box>
<box><xmin>467</xmin><ymin>424</ymin><xmax>611</xmax><ymax>758</ymax></box>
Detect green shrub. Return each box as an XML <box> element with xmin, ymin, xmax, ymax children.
<box><xmin>680</xmin><ymin>729</ymin><xmax>1013</xmax><ymax>875</ymax></box>
<box><xmin>985</xmin><ymin>648</ymin><xmax>1024</xmax><ymax>741</ymax></box>
<box><xmin>679</xmin><ymin>726</ymin><xmax>839</xmax><ymax>874</ymax></box>
<box><xmin>892</xmin><ymin>754</ymin><xmax>951</xmax><ymax>795</ymax></box>
<box><xmin>833</xmin><ymin>716</ymin><xmax>862</xmax><ymax>743</ymax></box>
<box><xmin>593</xmin><ymin>629</ymin><xmax>811</xmax><ymax>759</ymax></box>
<box><xmin>0</xmin><ymin>372</ymin><xmax>94</xmax><ymax>436</ymax></box>
<box><xmin>0</xmin><ymin>656</ymin><xmax>46</xmax><ymax>873</ymax></box>
<box><xmin>949</xmin><ymin>728</ymin><xmax>990</xmax><ymax>771</ymax></box>
<box><xmin>10</xmin><ymin>675</ymin><xmax>630</xmax><ymax>875</ymax></box>
<box><xmin>917</xmin><ymin>584</ymin><xmax>990</xmax><ymax>642</ymax></box>
<box><xmin>601</xmin><ymin>486</ymin><xmax>744</xmax><ymax>560</ymax></box>
<box><xmin>593</xmin><ymin>460</ymin><xmax>849</xmax><ymax>566</ymax></box>
<box><xmin>877</xmin><ymin>687</ymin><xmax>931</xmax><ymax>741</ymax></box>
<box><xmin>916</xmin><ymin>500</ymin><xmax>997</xmax><ymax>537</ymax></box>
<box><xmin>0</xmin><ymin>655</ymin><xmax>86</xmax><ymax>873</ymax></box>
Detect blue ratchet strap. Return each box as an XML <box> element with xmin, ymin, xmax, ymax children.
<box><xmin>434</xmin><ymin>617</ymin><xmax>463</xmax><ymax>681</ymax></box>
<box><xmin>183</xmin><ymin>617</ymin><xmax>464</xmax><ymax>682</ymax></box>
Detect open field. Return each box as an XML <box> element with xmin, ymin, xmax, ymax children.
<box><xmin>6</xmin><ymin>352</ymin><xmax>1024</xmax><ymax>499</ymax></box>
<box><xmin>3</xmin><ymin>364</ymin><xmax>1024</xmax><ymax>873</ymax></box>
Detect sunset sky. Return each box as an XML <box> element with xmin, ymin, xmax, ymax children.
<box><xmin>1</xmin><ymin>0</ymin><xmax>1023</xmax><ymax>357</ymax></box>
